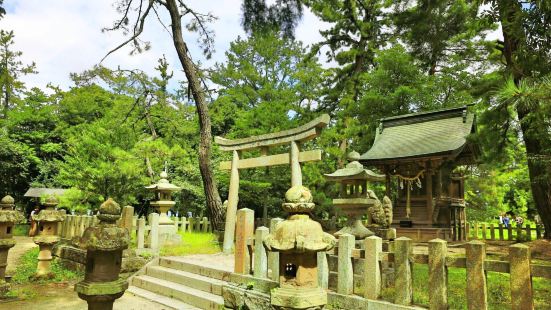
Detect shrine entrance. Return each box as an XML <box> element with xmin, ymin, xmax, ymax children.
<box><xmin>215</xmin><ymin>114</ymin><xmax>330</xmax><ymax>253</ymax></box>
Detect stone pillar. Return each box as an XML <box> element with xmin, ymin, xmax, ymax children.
<box><xmin>253</xmin><ymin>227</ymin><xmax>269</xmax><ymax>278</ymax></box>
<box><xmin>223</xmin><ymin>150</ymin><xmax>240</xmax><ymax>254</ymax></box>
<box><xmin>234</xmin><ymin>208</ymin><xmax>254</xmax><ymax>274</ymax></box>
<box><xmin>149</xmin><ymin>213</ymin><xmax>159</xmax><ymax>250</ymax></box>
<box><xmin>337</xmin><ymin>233</ymin><xmax>354</xmax><ymax>295</ymax></box>
<box><xmin>466</xmin><ymin>240</ymin><xmax>487</xmax><ymax>310</ymax></box>
<box><xmin>268</xmin><ymin>218</ymin><xmax>283</xmax><ymax>281</ymax></box>
<box><xmin>394</xmin><ymin>237</ymin><xmax>413</xmax><ymax>305</ymax></box>
<box><xmin>179</xmin><ymin>217</ymin><xmax>187</xmax><ymax>232</ymax></box>
<box><xmin>290</xmin><ymin>141</ymin><xmax>302</xmax><ymax>187</ymax></box>
<box><xmin>0</xmin><ymin>195</ymin><xmax>24</xmax><ymax>294</ymax></box>
<box><xmin>75</xmin><ymin>198</ymin><xmax>129</xmax><ymax>310</ymax></box>
<box><xmin>137</xmin><ymin>218</ymin><xmax>145</xmax><ymax>249</ymax></box>
<box><xmin>428</xmin><ymin>239</ymin><xmax>448</xmax><ymax>310</ymax></box>
<box><xmin>509</xmin><ymin>244</ymin><xmax>533</xmax><ymax>310</ymax></box>
<box><xmin>118</xmin><ymin>206</ymin><xmax>134</xmax><ymax>234</ymax></box>
<box><xmin>317</xmin><ymin>251</ymin><xmax>329</xmax><ymax>290</ymax></box>
<box><xmin>33</xmin><ymin>196</ymin><xmax>64</xmax><ymax>278</ymax></box>
<box><xmin>364</xmin><ymin>236</ymin><xmax>382</xmax><ymax>300</ymax></box>
<box><xmin>202</xmin><ymin>217</ymin><xmax>209</xmax><ymax>233</ymax></box>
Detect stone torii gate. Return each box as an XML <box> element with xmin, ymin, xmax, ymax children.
<box><xmin>216</xmin><ymin>114</ymin><xmax>330</xmax><ymax>253</ymax></box>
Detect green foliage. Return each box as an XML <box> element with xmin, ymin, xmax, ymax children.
<box><xmin>12</xmin><ymin>247</ymin><xmax>83</xmax><ymax>284</ymax></box>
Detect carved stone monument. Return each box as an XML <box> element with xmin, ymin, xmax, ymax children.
<box><xmin>33</xmin><ymin>196</ymin><xmax>64</xmax><ymax>278</ymax></box>
<box><xmin>0</xmin><ymin>195</ymin><xmax>24</xmax><ymax>294</ymax></box>
<box><xmin>145</xmin><ymin>171</ymin><xmax>182</xmax><ymax>246</ymax></box>
<box><xmin>264</xmin><ymin>186</ymin><xmax>336</xmax><ymax>309</ymax></box>
<box><xmin>324</xmin><ymin>153</ymin><xmax>386</xmax><ymax>239</ymax></box>
<box><xmin>75</xmin><ymin>198</ymin><xmax>129</xmax><ymax>310</ymax></box>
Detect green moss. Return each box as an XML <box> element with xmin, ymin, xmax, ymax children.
<box><xmin>11</xmin><ymin>247</ymin><xmax>83</xmax><ymax>284</ymax></box>
<box><xmin>159</xmin><ymin>231</ymin><xmax>221</xmax><ymax>256</ymax></box>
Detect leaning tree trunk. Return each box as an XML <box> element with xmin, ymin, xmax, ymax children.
<box><xmin>165</xmin><ymin>0</ymin><xmax>225</xmax><ymax>230</ymax></box>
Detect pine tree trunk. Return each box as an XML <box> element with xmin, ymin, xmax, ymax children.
<box><xmin>164</xmin><ymin>0</ymin><xmax>225</xmax><ymax>230</ymax></box>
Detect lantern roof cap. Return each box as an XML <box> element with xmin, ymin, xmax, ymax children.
<box><xmin>145</xmin><ymin>171</ymin><xmax>182</xmax><ymax>192</ymax></box>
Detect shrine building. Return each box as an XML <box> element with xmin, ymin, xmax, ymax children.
<box><xmin>359</xmin><ymin>106</ymin><xmax>478</xmax><ymax>241</ymax></box>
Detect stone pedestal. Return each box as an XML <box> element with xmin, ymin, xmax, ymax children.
<box><xmin>75</xmin><ymin>198</ymin><xmax>129</xmax><ymax>310</ymax></box>
<box><xmin>32</xmin><ymin>196</ymin><xmax>64</xmax><ymax>279</ymax></box>
<box><xmin>264</xmin><ymin>186</ymin><xmax>336</xmax><ymax>310</ymax></box>
<box><xmin>0</xmin><ymin>195</ymin><xmax>23</xmax><ymax>294</ymax></box>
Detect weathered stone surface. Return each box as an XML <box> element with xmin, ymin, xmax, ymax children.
<box><xmin>428</xmin><ymin>238</ymin><xmax>448</xmax><ymax>310</ymax></box>
<box><xmin>271</xmin><ymin>287</ymin><xmax>327</xmax><ymax>309</ymax></box>
<box><xmin>222</xmin><ymin>283</ymin><xmax>272</xmax><ymax>310</ymax></box>
<box><xmin>235</xmin><ymin>208</ymin><xmax>254</xmax><ymax>274</ymax></box>
<box><xmin>465</xmin><ymin>240</ymin><xmax>487</xmax><ymax>310</ymax></box>
<box><xmin>394</xmin><ymin>237</ymin><xmax>413</xmax><ymax>305</ymax></box>
<box><xmin>317</xmin><ymin>251</ymin><xmax>328</xmax><ymax>289</ymax></box>
<box><xmin>223</xmin><ymin>150</ymin><xmax>240</xmax><ymax>254</ymax></box>
<box><xmin>268</xmin><ymin>218</ymin><xmax>283</xmax><ymax>281</ymax></box>
<box><xmin>254</xmin><ymin>226</ymin><xmax>269</xmax><ymax>278</ymax></box>
<box><xmin>337</xmin><ymin>233</ymin><xmax>355</xmax><ymax>295</ymax></box>
<box><xmin>509</xmin><ymin>243</ymin><xmax>533</xmax><ymax>310</ymax></box>
<box><xmin>75</xmin><ymin>277</ymin><xmax>128</xmax><ymax>295</ymax></box>
<box><xmin>364</xmin><ymin>235</ymin><xmax>382</xmax><ymax>300</ymax></box>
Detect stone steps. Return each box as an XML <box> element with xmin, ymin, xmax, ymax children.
<box><xmin>128</xmin><ymin>256</ymin><xmax>229</xmax><ymax>310</ymax></box>
<box><xmin>126</xmin><ymin>286</ymin><xmax>200</xmax><ymax>310</ymax></box>
<box><xmin>132</xmin><ymin>275</ymin><xmax>225</xmax><ymax>310</ymax></box>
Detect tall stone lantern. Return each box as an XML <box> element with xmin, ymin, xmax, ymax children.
<box><xmin>324</xmin><ymin>152</ymin><xmax>386</xmax><ymax>240</ymax></box>
<box><xmin>145</xmin><ymin>171</ymin><xmax>182</xmax><ymax>246</ymax></box>
<box><xmin>264</xmin><ymin>186</ymin><xmax>336</xmax><ymax>309</ymax></box>
<box><xmin>0</xmin><ymin>195</ymin><xmax>24</xmax><ymax>293</ymax></box>
<box><xmin>33</xmin><ymin>196</ymin><xmax>64</xmax><ymax>278</ymax></box>
<box><xmin>75</xmin><ymin>198</ymin><xmax>129</xmax><ymax>310</ymax></box>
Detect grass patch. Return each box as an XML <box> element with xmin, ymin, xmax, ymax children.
<box><xmin>160</xmin><ymin>231</ymin><xmax>221</xmax><ymax>256</ymax></box>
<box><xmin>11</xmin><ymin>247</ymin><xmax>83</xmax><ymax>284</ymax></box>
<box><xmin>13</xmin><ymin>224</ymin><xmax>30</xmax><ymax>236</ymax></box>
<box><xmin>381</xmin><ymin>264</ymin><xmax>551</xmax><ymax>309</ymax></box>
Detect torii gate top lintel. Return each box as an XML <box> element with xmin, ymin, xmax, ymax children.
<box><xmin>214</xmin><ymin>114</ymin><xmax>330</xmax><ymax>152</ymax></box>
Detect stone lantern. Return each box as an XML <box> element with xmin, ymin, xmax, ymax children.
<box><xmin>145</xmin><ymin>171</ymin><xmax>182</xmax><ymax>246</ymax></box>
<box><xmin>0</xmin><ymin>195</ymin><xmax>24</xmax><ymax>293</ymax></box>
<box><xmin>324</xmin><ymin>152</ymin><xmax>386</xmax><ymax>240</ymax></box>
<box><xmin>33</xmin><ymin>196</ymin><xmax>64</xmax><ymax>278</ymax></box>
<box><xmin>264</xmin><ymin>186</ymin><xmax>336</xmax><ymax>309</ymax></box>
<box><xmin>75</xmin><ymin>198</ymin><xmax>129</xmax><ymax>310</ymax></box>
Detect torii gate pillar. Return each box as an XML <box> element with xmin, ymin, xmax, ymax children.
<box><xmin>216</xmin><ymin>115</ymin><xmax>329</xmax><ymax>254</ymax></box>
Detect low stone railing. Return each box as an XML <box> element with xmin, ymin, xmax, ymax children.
<box><xmin>234</xmin><ymin>208</ymin><xmax>551</xmax><ymax>309</ymax></box>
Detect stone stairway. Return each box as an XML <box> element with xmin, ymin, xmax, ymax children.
<box><xmin>127</xmin><ymin>256</ymin><xmax>232</xmax><ymax>310</ymax></box>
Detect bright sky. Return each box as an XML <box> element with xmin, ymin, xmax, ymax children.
<box><xmin>0</xmin><ymin>0</ymin><xmax>328</xmax><ymax>91</ymax></box>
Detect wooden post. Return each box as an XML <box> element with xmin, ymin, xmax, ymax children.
<box><xmin>223</xmin><ymin>150</ymin><xmax>240</xmax><ymax>254</ymax></box>
<box><xmin>516</xmin><ymin>224</ymin><xmax>522</xmax><ymax>241</ymax></box>
<box><xmin>395</xmin><ymin>237</ymin><xmax>413</xmax><ymax>305</ymax></box>
<box><xmin>253</xmin><ymin>227</ymin><xmax>269</xmax><ymax>278</ymax></box>
<box><xmin>234</xmin><ymin>208</ymin><xmax>254</xmax><ymax>274</ymax></box>
<box><xmin>137</xmin><ymin>218</ymin><xmax>145</xmax><ymax>249</ymax></box>
<box><xmin>269</xmin><ymin>218</ymin><xmax>283</xmax><ymax>282</ymax></box>
<box><xmin>510</xmin><ymin>244</ymin><xmax>534</xmax><ymax>309</ymax></box>
<box><xmin>465</xmin><ymin>223</ymin><xmax>470</xmax><ymax>241</ymax></box>
<box><xmin>508</xmin><ymin>225</ymin><xmax>513</xmax><ymax>241</ymax></box>
<box><xmin>188</xmin><ymin>217</ymin><xmax>194</xmax><ymax>233</ymax></box>
<box><xmin>481</xmin><ymin>223</ymin><xmax>487</xmax><ymax>240</ymax></box>
<box><xmin>498</xmin><ymin>224</ymin><xmax>504</xmax><ymax>240</ymax></box>
<box><xmin>364</xmin><ymin>236</ymin><xmax>382</xmax><ymax>300</ymax></box>
<box><xmin>337</xmin><ymin>234</ymin><xmax>354</xmax><ymax>295</ymax></box>
<box><xmin>466</xmin><ymin>240</ymin><xmax>487</xmax><ymax>310</ymax></box>
<box><xmin>426</xmin><ymin>170</ymin><xmax>433</xmax><ymax>223</ymax></box>
<box><xmin>536</xmin><ymin>225</ymin><xmax>541</xmax><ymax>239</ymax></box>
<box><xmin>525</xmin><ymin>224</ymin><xmax>532</xmax><ymax>241</ymax></box>
<box><xmin>290</xmin><ymin>141</ymin><xmax>302</xmax><ymax>187</ymax></box>
<box><xmin>429</xmin><ymin>239</ymin><xmax>448</xmax><ymax>310</ymax></box>
<box><xmin>473</xmin><ymin>222</ymin><xmax>479</xmax><ymax>240</ymax></box>
<box><xmin>490</xmin><ymin>224</ymin><xmax>495</xmax><ymax>241</ymax></box>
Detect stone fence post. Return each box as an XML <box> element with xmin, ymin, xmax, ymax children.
<box><xmin>234</xmin><ymin>208</ymin><xmax>254</xmax><ymax>274</ymax></box>
<box><xmin>394</xmin><ymin>237</ymin><xmax>413</xmax><ymax>305</ymax></box>
<box><xmin>466</xmin><ymin>240</ymin><xmax>487</xmax><ymax>310</ymax></box>
<box><xmin>510</xmin><ymin>244</ymin><xmax>533</xmax><ymax>309</ymax></box>
<box><xmin>364</xmin><ymin>235</ymin><xmax>382</xmax><ymax>300</ymax></box>
<box><xmin>268</xmin><ymin>218</ymin><xmax>283</xmax><ymax>281</ymax></box>
<box><xmin>137</xmin><ymin>218</ymin><xmax>146</xmax><ymax>249</ymax></box>
<box><xmin>428</xmin><ymin>238</ymin><xmax>448</xmax><ymax>310</ymax></box>
<box><xmin>337</xmin><ymin>233</ymin><xmax>354</xmax><ymax>295</ymax></box>
<box><xmin>179</xmin><ymin>216</ymin><xmax>187</xmax><ymax>232</ymax></box>
<box><xmin>253</xmin><ymin>226</ymin><xmax>269</xmax><ymax>278</ymax></box>
<box><xmin>149</xmin><ymin>213</ymin><xmax>159</xmax><ymax>250</ymax></box>
<box><xmin>202</xmin><ymin>216</ymin><xmax>209</xmax><ymax>232</ymax></box>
